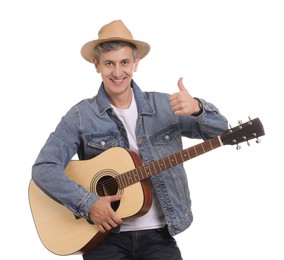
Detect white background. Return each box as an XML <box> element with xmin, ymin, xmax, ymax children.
<box><xmin>1</xmin><ymin>0</ymin><xmax>283</xmax><ymax>259</ymax></box>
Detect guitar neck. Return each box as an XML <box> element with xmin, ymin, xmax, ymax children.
<box><xmin>117</xmin><ymin>136</ymin><xmax>222</xmax><ymax>188</ymax></box>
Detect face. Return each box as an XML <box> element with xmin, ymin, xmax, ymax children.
<box><xmin>94</xmin><ymin>46</ymin><xmax>140</xmax><ymax>103</ymax></box>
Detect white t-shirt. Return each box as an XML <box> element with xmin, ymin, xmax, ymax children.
<box><xmin>111</xmin><ymin>92</ymin><xmax>166</xmax><ymax>231</ymax></box>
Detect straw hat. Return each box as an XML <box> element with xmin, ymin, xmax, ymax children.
<box><xmin>81</xmin><ymin>20</ymin><xmax>150</xmax><ymax>63</ymax></box>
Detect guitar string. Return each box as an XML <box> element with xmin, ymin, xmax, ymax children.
<box><xmin>91</xmin><ymin>138</ymin><xmax>220</xmax><ymax>195</ymax></box>
<box><xmin>92</xmin><ymin>149</ymin><xmax>191</xmax><ymax>193</ymax></box>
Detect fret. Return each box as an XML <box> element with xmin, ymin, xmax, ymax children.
<box><xmin>137</xmin><ymin>167</ymin><xmax>145</xmax><ymax>180</ymax></box>
<box><xmin>159</xmin><ymin>160</ymin><xmax>166</xmax><ymax>171</ymax></box>
<box><xmin>183</xmin><ymin>150</ymin><xmax>191</xmax><ymax>160</ymax></box>
<box><xmin>193</xmin><ymin>146</ymin><xmax>198</xmax><ymax>156</ymax></box>
<box><xmin>195</xmin><ymin>144</ymin><xmax>204</xmax><ymax>155</ymax></box>
<box><xmin>208</xmin><ymin>139</ymin><xmax>214</xmax><ymax>150</ymax></box>
<box><xmin>170</xmin><ymin>154</ymin><xmax>178</xmax><ymax>166</ymax></box>
<box><xmin>121</xmin><ymin>174</ymin><xmax>126</xmax><ymax>188</ymax></box>
<box><xmin>200</xmin><ymin>143</ymin><xmax>206</xmax><ymax>153</ymax></box>
<box><xmin>126</xmin><ymin>171</ymin><xmax>132</xmax><ymax>186</ymax></box>
<box><xmin>170</xmin><ymin>155</ymin><xmax>177</xmax><ymax>167</ymax></box>
<box><xmin>135</xmin><ymin>169</ymin><xmax>141</xmax><ymax>182</ymax></box>
<box><xmin>118</xmin><ymin>174</ymin><xmax>127</xmax><ymax>188</ymax></box>
<box><xmin>176</xmin><ymin>151</ymin><xmax>184</xmax><ymax>164</ymax></box>
<box><xmin>143</xmin><ymin>164</ymin><xmax>151</xmax><ymax>178</ymax></box>
<box><xmin>124</xmin><ymin>172</ymin><xmax>129</xmax><ymax>186</ymax></box>
<box><xmin>188</xmin><ymin>147</ymin><xmax>197</xmax><ymax>158</ymax></box>
<box><xmin>203</xmin><ymin>141</ymin><xmax>212</xmax><ymax>152</ymax></box>
<box><xmin>131</xmin><ymin>169</ymin><xmax>139</xmax><ymax>183</ymax></box>
<box><xmin>163</xmin><ymin>156</ymin><xmax>171</xmax><ymax>169</ymax></box>
<box><xmin>156</xmin><ymin>160</ymin><xmax>162</xmax><ymax>172</ymax></box>
<box><xmin>117</xmin><ymin>175</ymin><xmax>122</xmax><ymax>188</ymax></box>
<box><xmin>148</xmin><ymin>162</ymin><xmax>156</xmax><ymax>176</ymax></box>
<box><xmin>212</xmin><ymin>137</ymin><xmax>221</xmax><ymax>148</ymax></box>
<box><xmin>153</xmin><ymin>161</ymin><xmax>161</xmax><ymax>174</ymax></box>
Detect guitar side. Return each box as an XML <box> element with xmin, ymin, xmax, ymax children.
<box><xmin>28</xmin><ymin>147</ymin><xmax>150</xmax><ymax>256</ymax></box>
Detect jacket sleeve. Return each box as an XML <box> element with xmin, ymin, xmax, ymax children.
<box><xmin>180</xmin><ymin>98</ymin><xmax>229</xmax><ymax>140</ymax></box>
<box><xmin>31</xmin><ymin>106</ymin><xmax>97</xmax><ymax>218</ymax></box>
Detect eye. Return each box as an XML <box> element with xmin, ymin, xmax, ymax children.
<box><xmin>122</xmin><ymin>60</ymin><xmax>130</xmax><ymax>65</ymax></box>
<box><xmin>104</xmin><ymin>61</ymin><xmax>113</xmax><ymax>67</ymax></box>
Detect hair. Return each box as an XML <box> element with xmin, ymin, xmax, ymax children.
<box><xmin>94</xmin><ymin>41</ymin><xmax>138</xmax><ymax>62</ymax></box>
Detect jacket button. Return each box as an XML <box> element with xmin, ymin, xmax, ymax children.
<box><xmin>165</xmin><ymin>135</ymin><xmax>169</xmax><ymax>140</ymax></box>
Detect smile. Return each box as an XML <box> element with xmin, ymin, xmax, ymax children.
<box><xmin>113</xmin><ymin>79</ymin><xmax>123</xmax><ymax>83</ymax></box>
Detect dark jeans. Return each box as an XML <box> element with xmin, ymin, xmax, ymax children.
<box><xmin>83</xmin><ymin>226</ymin><xmax>183</xmax><ymax>260</ymax></box>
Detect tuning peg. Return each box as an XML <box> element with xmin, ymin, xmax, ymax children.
<box><xmin>228</xmin><ymin>124</ymin><xmax>233</xmax><ymax>134</ymax></box>
<box><xmin>237</xmin><ymin>120</ymin><xmax>243</xmax><ymax>130</ymax></box>
<box><xmin>247</xmin><ymin>117</ymin><xmax>254</xmax><ymax>126</ymax></box>
<box><xmin>247</xmin><ymin>141</ymin><xmax>250</xmax><ymax>146</ymax></box>
<box><xmin>236</xmin><ymin>144</ymin><xmax>241</xmax><ymax>150</ymax></box>
<box><xmin>252</xmin><ymin>133</ymin><xmax>261</xmax><ymax>144</ymax></box>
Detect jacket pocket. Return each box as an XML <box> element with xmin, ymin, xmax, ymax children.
<box><xmin>149</xmin><ymin>124</ymin><xmax>180</xmax><ymax>146</ymax></box>
<box><xmin>85</xmin><ymin>132</ymin><xmax>119</xmax><ymax>157</ymax></box>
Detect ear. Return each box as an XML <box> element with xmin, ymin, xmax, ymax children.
<box><xmin>93</xmin><ymin>57</ymin><xmax>100</xmax><ymax>73</ymax></box>
<box><xmin>133</xmin><ymin>56</ymin><xmax>140</xmax><ymax>72</ymax></box>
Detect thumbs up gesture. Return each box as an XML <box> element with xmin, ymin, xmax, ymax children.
<box><xmin>169</xmin><ymin>77</ymin><xmax>201</xmax><ymax>116</ymax></box>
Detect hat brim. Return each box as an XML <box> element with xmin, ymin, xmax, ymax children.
<box><xmin>81</xmin><ymin>37</ymin><xmax>150</xmax><ymax>63</ymax></box>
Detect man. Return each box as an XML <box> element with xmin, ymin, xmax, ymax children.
<box><xmin>32</xmin><ymin>20</ymin><xmax>228</xmax><ymax>259</ymax></box>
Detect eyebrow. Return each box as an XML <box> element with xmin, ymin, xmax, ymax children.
<box><xmin>104</xmin><ymin>58</ymin><xmax>131</xmax><ymax>63</ymax></box>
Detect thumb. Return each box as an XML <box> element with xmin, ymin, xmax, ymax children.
<box><xmin>177</xmin><ymin>77</ymin><xmax>187</xmax><ymax>92</ymax></box>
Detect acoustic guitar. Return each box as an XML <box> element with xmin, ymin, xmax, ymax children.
<box><xmin>28</xmin><ymin>117</ymin><xmax>265</xmax><ymax>256</ymax></box>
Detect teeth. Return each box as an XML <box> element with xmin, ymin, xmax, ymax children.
<box><xmin>113</xmin><ymin>79</ymin><xmax>123</xmax><ymax>83</ymax></box>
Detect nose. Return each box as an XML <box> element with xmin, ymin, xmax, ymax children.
<box><xmin>112</xmin><ymin>65</ymin><xmax>122</xmax><ymax>77</ymax></box>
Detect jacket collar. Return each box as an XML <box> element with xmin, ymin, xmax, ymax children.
<box><xmin>96</xmin><ymin>80</ymin><xmax>155</xmax><ymax>116</ymax></box>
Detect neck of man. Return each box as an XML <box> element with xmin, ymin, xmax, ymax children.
<box><xmin>110</xmin><ymin>88</ymin><xmax>133</xmax><ymax>109</ymax></box>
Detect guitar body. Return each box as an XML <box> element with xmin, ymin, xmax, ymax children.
<box><xmin>29</xmin><ymin>147</ymin><xmax>151</xmax><ymax>256</ymax></box>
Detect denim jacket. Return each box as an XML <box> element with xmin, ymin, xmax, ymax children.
<box><xmin>32</xmin><ymin>80</ymin><xmax>228</xmax><ymax>236</ymax></box>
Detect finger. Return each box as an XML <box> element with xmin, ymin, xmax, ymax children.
<box><xmin>97</xmin><ymin>224</ymin><xmax>107</xmax><ymax>233</ymax></box>
<box><xmin>108</xmin><ymin>195</ymin><xmax>123</xmax><ymax>225</ymax></box>
<box><xmin>107</xmin><ymin>216</ymin><xmax>122</xmax><ymax>228</ymax></box>
<box><xmin>169</xmin><ymin>96</ymin><xmax>179</xmax><ymax>106</ymax></box>
<box><xmin>169</xmin><ymin>92</ymin><xmax>178</xmax><ymax>101</ymax></box>
<box><xmin>170</xmin><ymin>100</ymin><xmax>181</xmax><ymax>111</ymax></box>
<box><xmin>102</xmin><ymin>221</ymin><xmax>113</xmax><ymax>231</ymax></box>
<box><xmin>109</xmin><ymin>194</ymin><xmax>123</xmax><ymax>203</ymax></box>
<box><xmin>98</xmin><ymin>219</ymin><xmax>115</xmax><ymax>232</ymax></box>
<box><xmin>109</xmin><ymin>210</ymin><xmax>123</xmax><ymax>226</ymax></box>
<box><xmin>177</xmin><ymin>77</ymin><xmax>187</xmax><ymax>92</ymax></box>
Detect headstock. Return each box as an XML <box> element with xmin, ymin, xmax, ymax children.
<box><xmin>221</xmin><ymin>117</ymin><xmax>265</xmax><ymax>148</ymax></box>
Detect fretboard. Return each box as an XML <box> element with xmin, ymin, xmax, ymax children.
<box><xmin>117</xmin><ymin>136</ymin><xmax>222</xmax><ymax>188</ymax></box>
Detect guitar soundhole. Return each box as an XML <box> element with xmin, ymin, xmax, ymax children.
<box><xmin>96</xmin><ymin>176</ymin><xmax>118</xmax><ymax>196</ymax></box>
<box><xmin>95</xmin><ymin>175</ymin><xmax>120</xmax><ymax>211</ymax></box>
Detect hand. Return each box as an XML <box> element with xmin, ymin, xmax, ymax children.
<box><xmin>89</xmin><ymin>194</ymin><xmax>123</xmax><ymax>233</ymax></box>
<box><xmin>169</xmin><ymin>77</ymin><xmax>201</xmax><ymax>116</ymax></box>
